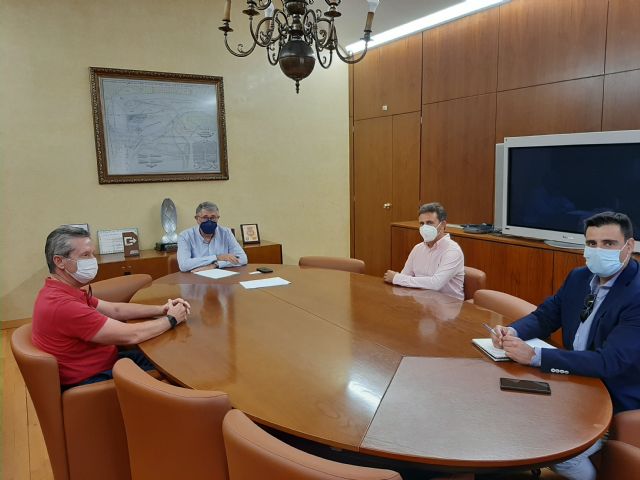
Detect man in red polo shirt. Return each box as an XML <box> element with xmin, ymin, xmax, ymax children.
<box><xmin>32</xmin><ymin>226</ymin><xmax>190</xmax><ymax>388</ymax></box>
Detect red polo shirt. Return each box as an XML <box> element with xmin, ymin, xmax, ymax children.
<box><xmin>32</xmin><ymin>278</ymin><xmax>118</xmax><ymax>386</ymax></box>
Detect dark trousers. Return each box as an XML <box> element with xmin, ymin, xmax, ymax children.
<box><xmin>62</xmin><ymin>349</ymin><xmax>154</xmax><ymax>391</ymax></box>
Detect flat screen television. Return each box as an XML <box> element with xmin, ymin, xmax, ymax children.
<box><xmin>497</xmin><ymin>130</ymin><xmax>640</xmax><ymax>253</ymax></box>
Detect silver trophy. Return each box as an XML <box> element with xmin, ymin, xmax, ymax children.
<box><xmin>156</xmin><ymin>198</ymin><xmax>179</xmax><ymax>251</ymax></box>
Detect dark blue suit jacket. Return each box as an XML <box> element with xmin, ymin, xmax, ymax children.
<box><xmin>511</xmin><ymin>259</ymin><xmax>640</xmax><ymax>413</ymax></box>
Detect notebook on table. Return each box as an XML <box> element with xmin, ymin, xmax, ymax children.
<box><xmin>472</xmin><ymin>337</ymin><xmax>556</xmax><ymax>362</ymax></box>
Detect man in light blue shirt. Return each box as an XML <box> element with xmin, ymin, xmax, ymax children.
<box><xmin>177</xmin><ymin>201</ymin><xmax>248</xmax><ymax>272</ymax></box>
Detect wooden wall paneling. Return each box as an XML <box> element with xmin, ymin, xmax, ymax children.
<box><xmin>392</xmin><ymin>112</ymin><xmax>421</xmax><ymax>223</ymax></box>
<box><xmin>353</xmin><ymin>47</ymin><xmax>382</xmax><ymax>120</ymax></box>
<box><xmin>602</xmin><ymin>70</ymin><xmax>640</xmax><ymax>131</ymax></box>
<box><xmin>453</xmin><ymin>235</ymin><xmax>554</xmax><ymax>305</ymax></box>
<box><xmin>353</xmin><ymin>117</ymin><xmax>393</xmax><ymax>276</ymax></box>
<box><xmin>495</xmin><ymin>77</ymin><xmax>604</xmax><ymax>143</ymax></box>
<box><xmin>421</xmin><ymin>94</ymin><xmax>497</xmax><ymax>225</ymax></box>
<box><xmin>379</xmin><ymin>33</ymin><xmax>423</xmax><ymax>116</ymax></box>
<box><xmin>605</xmin><ymin>0</ymin><xmax>640</xmax><ymax>73</ymax></box>
<box><xmin>497</xmin><ymin>0</ymin><xmax>607</xmax><ymax>91</ymax></box>
<box><xmin>390</xmin><ymin>225</ymin><xmax>421</xmax><ymax>272</ymax></box>
<box><xmin>423</xmin><ymin>7</ymin><xmax>499</xmax><ymax>104</ymax></box>
<box><xmin>553</xmin><ymin>250</ymin><xmax>586</xmax><ymax>292</ymax></box>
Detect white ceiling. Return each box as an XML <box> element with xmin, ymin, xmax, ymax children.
<box><xmin>333</xmin><ymin>0</ymin><xmax>462</xmax><ymax>47</ymax></box>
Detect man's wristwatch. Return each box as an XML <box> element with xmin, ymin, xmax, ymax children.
<box><xmin>167</xmin><ymin>315</ymin><xmax>178</xmax><ymax>329</ymax></box>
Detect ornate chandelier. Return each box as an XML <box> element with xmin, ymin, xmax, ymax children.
<box><xmin>219</xmin><ymin>0</ymin><xmax>379</xmax><ymax>93</ymax></box>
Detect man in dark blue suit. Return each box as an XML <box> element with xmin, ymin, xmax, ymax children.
<box><xmin>492</xmin><ymin>212</ymin><xmax>639</xmax><ymax>480</ymax></box>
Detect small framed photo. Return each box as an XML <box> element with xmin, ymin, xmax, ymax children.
<box><xmin>240</xmin><ymin>224</ymin><xmax>260</xmax><ymax>244</ymax></box>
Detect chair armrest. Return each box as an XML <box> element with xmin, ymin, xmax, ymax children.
<box><xmin>611</xmin><ymin>409</ymin><xmax>640</xmax><ymax>448</ymax></box>
<box><xmin>599</xmin><ymin>440</ymin><xmax>640</xmax><ymax>480</ymax></box>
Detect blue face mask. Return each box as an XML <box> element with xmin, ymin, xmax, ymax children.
<box><xmin>200</xmin><ymin>220</ymin><xmax>218</xmax><ymax>235</ymax></box>
<box><xmin>583</xmin><ymin>241</ymin><xmax>629</xmax><ymax>278</ymax></box>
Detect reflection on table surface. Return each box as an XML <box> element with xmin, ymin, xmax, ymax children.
<box><xmin>131</xmin><ymin>265</ymin><xmax>611</xmax><ymax>470</ymax></box>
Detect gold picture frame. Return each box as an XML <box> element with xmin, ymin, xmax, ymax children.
<box><xmin>89</xmin><ymin>67</ymin><xmax>229</xmax><ymax>184</ymax></box>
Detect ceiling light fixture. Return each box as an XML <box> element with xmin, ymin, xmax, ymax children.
<box><xmin>346</xmin><ymin>0</ymin><xmax>508</xmax><ymax>54</ymax></box>
<box><xmin>219</xmin><ymin>0</ymin><xmax>380</xmax><ymax>93</ymax></box>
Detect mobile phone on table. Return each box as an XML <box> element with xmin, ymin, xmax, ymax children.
<box><xmin>499</xmin><ymin>377</ymin><xmax>551</xmax><ymax>395</ymax></box>
<box><xmin>257</xmin><ymin>267</ymin><xmax>273</xmax><ymax>274</ymax></box>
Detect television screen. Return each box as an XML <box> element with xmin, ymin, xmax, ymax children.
<box><xmin>506</xmin><ymin>143</ymin><xmax>640</xmax><ymax>241</ymax></box>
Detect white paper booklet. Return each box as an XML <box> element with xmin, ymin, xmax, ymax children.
<box><xmin>472</xmin><ymin>337</ymin><xmax>556</xmax><ymax>362</ymax></box>
<box><xmin>193</xmin><ymin>269</ymin><xmax>239</xmax><ymax>279</ymax></box>
<box><xmin>240</xmin><ymin>277</ymin><xmax>290</xmax><ymax>289</ymax></box>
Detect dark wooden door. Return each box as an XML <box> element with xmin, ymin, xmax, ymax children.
<box><xmin>353</xmin><ymin>117</ymin><xmax>393</xmax><ymax>276</ymax></box>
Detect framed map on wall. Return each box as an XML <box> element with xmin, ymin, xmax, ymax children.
<box><xmin>89</xmin><ymin>67</ymin><xmax>229</xmax><ymax>184</ymax></box>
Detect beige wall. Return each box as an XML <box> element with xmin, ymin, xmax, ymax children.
<box><xmin>0</xmin><ymin>0</ymin><xmax>350</xmax><ymax>322</ymax></box>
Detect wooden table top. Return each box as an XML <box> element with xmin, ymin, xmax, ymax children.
<box><xmin>131</xmin><ymin>265</ymin><xmax>611</xmax><ymax>470</ymax></box>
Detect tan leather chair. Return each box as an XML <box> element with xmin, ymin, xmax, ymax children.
<box><xmin>223</xmin><ymin>409</ymin><xmax>401</xmax><ymax>480</ymax></box>
<box><xmin>472</xmin><ymin>289</ymin><xmax>536</xmax><ymax>321</ymax></box>
<box><xmin>87</xmin><ymin>273</ymin><xmax>152</xmax><ymax>303</ymax></box>
<box><xmin>10</xmin><ymin>324</ymin><xmax>131</xmax><ymax>480</ymax></box>
<box><xmin>472</xmin><ymin>288</ymin><xmax>567</xmax><ymax>348</ymax></box>
<box><xmin>463</xmin><ymin>266</ymin><xmax>487</xmax><ymax>301</ymax></box>
<box><xmin>299</xmin><ymin>256</ymin><xmax>366</xmax><ymax>274</ymax></box>
<box><xmin>113</xmin><ymin>358</ymin><xmax>231</xmax><ymax>480</ymax></box>
<box><xmin>599</xmin><ymin>410</ymin><xmax>640</xmax><ymax>479</ymax></box>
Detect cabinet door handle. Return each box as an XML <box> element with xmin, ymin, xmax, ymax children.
<box><xmin>383</xmin><ymin>203</ymin><xmax>392</xmax><ymax>209</ymax></box>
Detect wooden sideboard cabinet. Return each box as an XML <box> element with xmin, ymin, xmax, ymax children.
<box><xmin>95</xmin><ymin>249</ymin><xmax>171</xmax><ymax>282</ymax></box>
<box><xmin>391</xmin><ymin>222</ymin><xmax>587</xmax><ymax>305</ymax></box>
<box><xmin>95</xmin><ymin>241</ymin><xmax>283</xmax><ymax>282</ymax></box>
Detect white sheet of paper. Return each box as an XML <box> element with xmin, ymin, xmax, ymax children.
<box><xmin>193</xmin><ymin>269</ymin><xmax>239</xmax><ymax>279</ymax></box>
<box><xmin>240</xmin><ymin>277</ymin><xmax>290</xmax><ymax>289</ymax></box>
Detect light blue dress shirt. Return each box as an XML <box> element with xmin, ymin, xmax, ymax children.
<box><xmin>177</xmin><ymin>225</ymin><xmax>248</xmax><ymax>271</ymax></box>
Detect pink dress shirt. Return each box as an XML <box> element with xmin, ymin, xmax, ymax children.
<box><xmin>392</xmin><ymin>234</ymin><xmax>465</xmax><ymax>300</ymax></box>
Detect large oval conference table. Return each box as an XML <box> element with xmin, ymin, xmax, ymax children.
<box><xmin>131</xmin><ymin>265</ymin><xmax>612</xmax><ymax>474</ymax></box>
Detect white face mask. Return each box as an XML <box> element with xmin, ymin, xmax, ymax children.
<box><xmin>420</xmin><ymin>222</ymin><xmax>441</xmax><ymax>243</ymax></box>
<box><xmin>67</xmin><ymin>257</ymin><xmax>99</xmax><ymax>284</ymax></box>
<box><xmin>583</xmin><ymin>240</ymin><xmax>629</xmax><ymax>278</ymax></box>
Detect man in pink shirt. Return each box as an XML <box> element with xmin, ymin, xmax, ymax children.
<box><xmin>384</xmin><ymin>202</ymin><xmax>465</xmax><ymax>300</ymax></box>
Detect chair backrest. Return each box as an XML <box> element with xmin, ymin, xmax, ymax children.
<box><xmin>463</xmin><ymin>266</ymin><xmax>487</xmax><ymax>300</ymax></box>
<box><xmin>168</xmin><ymin>254</ymin><xmax>179</xmax><ymax>273</ymax></box>
<box><xmin>11</xmin><ymin>324</ymin><xmax>70</xmax><ymax>480</ymax></box>
<box><xmin>87</xmin><ymin>274</ymin><xmax>152</xmax><ymax>303</ymax></box>
<box><xmin>223</xmin><ymin>409</ymin><xmax>402</xmax><ymax>480</ymax></box>
<box><xmin>113</xmin><ymin>358</ymin><xmax>231</xmax><ymax>480</ymax></box>
<box><xmin>472</xmin><ymin>289</ymin><xmax>536</xmax><ymax>321</ymax></box>
<box><xmin>298</xmin><ymin>256</ymin><xmax>366</xmax><ymax>274</ymax></box>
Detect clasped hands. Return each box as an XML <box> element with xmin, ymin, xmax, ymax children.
<box><xmin>490</xmin><ymin>325</ymin><xmax>535</xmax><ymax>365</ymax></box>
<box><xmin>163</xmin><ymin>298</ymin><xmax>191</xmax><ymax>325</ymax></box>
<box><xmin>191</xmin><ymin>254</ymin><xmax>241</xmax><ymax>272</ymax></box>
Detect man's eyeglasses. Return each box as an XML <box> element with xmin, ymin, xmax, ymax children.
<box><xmin>580</xmin><ymin>293</ymin><xmax>596</xmax><ymax>322</ymax></box>
<box><xmin>198</xmin><ymin>216</ymin><xmax>219</xmax><ymax>222</ymax></box>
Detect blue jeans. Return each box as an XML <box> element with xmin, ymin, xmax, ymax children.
<box><xmin>63</xmin><ymin>349</ymin><xmax>155</xmax><ymax>390</ymax></box>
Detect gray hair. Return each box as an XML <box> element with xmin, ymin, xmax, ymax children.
<box><xmin>45</xmin><ymin>226</ymin><xmax>91</xmax><ymax>273</ymax></box>
<box><xmin>196</xmin><ymin>201</ymin><xmax>219</xmax><ymax>216</ymax></box>
<box><xmin>418</xmin><ymin>202</ymin><xmax>448</xmax><ymax>222</ymax></box>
